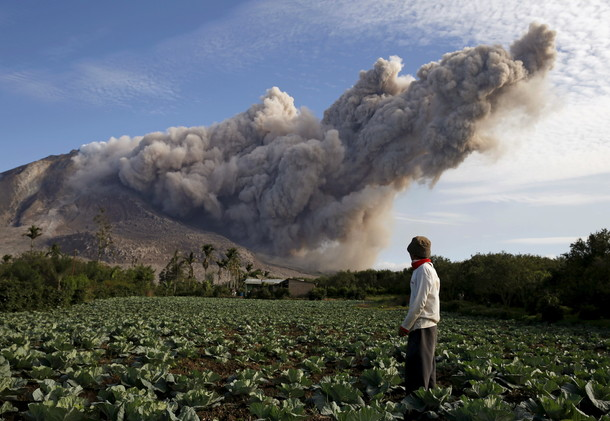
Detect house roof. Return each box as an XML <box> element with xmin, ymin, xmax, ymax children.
<box><xmin>244</xmin><ymin>278</ymin><xmax>285</xmax><ymax>285</ymax></box>
<box><xmin>285</xmin><ymin>278</ymin><xmax>315</xmax><ymax>284</ymax></box>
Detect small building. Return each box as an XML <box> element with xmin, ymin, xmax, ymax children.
<box><xmin>244</xmin><ymin>278</ymin><xmax>316</xmax><ymax>298</ymax></box>
<box><xmin>283</xmin><ymin>278</ymin><xmax>316</xmax><ymax>298</ymax></box>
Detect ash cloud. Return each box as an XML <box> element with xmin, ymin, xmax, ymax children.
<box><xmin>72</xmin><ymin>23</ymin><xmax>556</xmax><ymax>271</ymax></box>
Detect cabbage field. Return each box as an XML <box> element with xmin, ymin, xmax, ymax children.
<box><xmin>1</xmin><ymin>297</ymin><xmax>609</xmax><ymax>420</ymax></box>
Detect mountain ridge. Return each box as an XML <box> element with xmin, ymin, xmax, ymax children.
<box><xmin>0</xmin><ymin>153</ymin><xmax>316</xmax><ymax>280</ymax></box>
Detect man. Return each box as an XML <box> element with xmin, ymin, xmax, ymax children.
<box><xmin>399</xmin><ymin>236</ymin><xmax>440</xmax><ymax>395</ymax></box>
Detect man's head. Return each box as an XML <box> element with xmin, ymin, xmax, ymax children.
<box><xmin>407</xmin><ymin>236</ymin><xmax>431</xmax><ymax>260</ymax></box>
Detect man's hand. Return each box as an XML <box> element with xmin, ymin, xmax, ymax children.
<box><xmin>398</xmin><ymin>326</ymin><xmax>409</xmax><ymax>337</ymax></box>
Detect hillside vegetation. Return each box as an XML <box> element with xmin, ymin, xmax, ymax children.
<box><xmin>1</xmin><ymin>228</ymin><xmax>609</xmax><ymax>322</ymax></box>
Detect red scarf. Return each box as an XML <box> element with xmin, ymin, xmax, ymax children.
<box><xmin>411</xmin><ymin>258</ymin><xmax>431</xmax><ymax>269</ymax></box>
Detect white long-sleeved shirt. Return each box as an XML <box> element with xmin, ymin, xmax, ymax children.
<box><xmin>401</xmin><ymin>261</ymin><xmax>440</xmax><ymax>331</ymax></box>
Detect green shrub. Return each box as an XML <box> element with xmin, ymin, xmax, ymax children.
<box><xmin>540</xmin><ymin>303</ymin><xmax>564</xmax><ymax>323</ymax></box>
<box><xmin>326</xmin><ymin>286</ymin><xmax>338</xmax><ymax>297</ymax></box>
<box><xmin>249</xmin><ymin>286</ymin><xmax>273</xmax><ymax>299</ymax></box>
<box><xmin>62</xmin><ymin>274</ymin><xmax>94</xmax><ymax>304</ymax></box>
<box><xmin>578</xmin><ymin>304</ymin><xmax>602</xmax><ymax>320</ymax></box>
<box><xmin>309</xmin><ymin>288</ymin><xmax>326</xmax><ymax>300</ymax></box>
<box><xmin>0</xmin><ymin>252</ymin><xmax>155</xmax><ymax>312</ymax></box>
<box><xmin>274</xmin><ymin>287</ymin><xmax>290</xmax><ymax>299</ymax></box>
<box><xmin>442</xmin><ymin>300</ymin><xmax>463</xmax><ymax>312</ymax></box>
<box><xmin>537</xmin><ymin>294</ymin><xmax>564</xmax><ymax>323</ymax></box>
<box><xmin>212</xmin><ymin>284</ymin><xmax>232</xmax><ymax>297</ymax></box>
<box><xmin>0</xmin><ymin>261</ymin><xmax>47</xmax><ymax>312</ymax></box>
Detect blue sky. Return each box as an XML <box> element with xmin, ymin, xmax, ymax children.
<box><xmin>1</xmin><ymin>0</ymin><xmax>609</xmax><ymax>269</ymax></box>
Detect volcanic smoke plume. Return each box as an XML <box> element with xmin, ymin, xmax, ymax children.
<box><xmin>72</xmin><ymin>23</ymin><xmax>556</xmax><ymax>271</ymax></box>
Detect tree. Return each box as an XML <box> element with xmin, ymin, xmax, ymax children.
<box><xmin>94</xmin><ymin>207</ymin><xmax>115</xmax><ymax>262</ymax></box>
<box><xmin>183</xmin><ymin>251</ymin><xmax>197</xmax><ymax>284</ymax></box>
<box><xmin>23</xmin><ymin>225</ymin><xmax>42</xmax><ymax>251</ymax></box>
<box><xmin>201</xmin><ymin>244</ymin><xmax>215</xmax><ymax>281</ymax></box>
<box><xmin>45</xmin><ymin>243</ymin><xmax>71</xmax><ymax>291</ymax></box>
<box><xmin>159</xmin><ymin>250</ymin><xmax>186</xmax><ymax>294</ymax></box>
<box><xmin>431</xmin><ymin>256</ymin><xmax>461</xmax><ymax>301</ymax></box>
<box><xmin>455</xmin><ymin>252</ymin><xmax>558</xmax><ymax>308</ymax></box>
<box><xmin>246</xmin><ymin>264</ymin><xmax>265</xmax><ymax>280</ymax></box>
<box><xmin>558</xmin><ymin>228</ymin><xmax>610</xmax><ymax>318</ymax></box>
<box><xmin>563</xmin><ymin>229</ymin><xmax>610</xmax><ymax>265</ymax></box>
<box><xmin>46</xmin><ymin>243</ymin><xmax>63</xmax><ymax>259</ymax></box>
<box><xmin>216</xmin><ymin>258</ymin><xmax>228</xmax><ymax>285</ymax></box>
<box><xmin>225</xmin><ymin>248</ymin><xmax>242</xmax><ymax>291</ymax></box>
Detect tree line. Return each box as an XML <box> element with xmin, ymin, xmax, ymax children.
<box><xmin>1</xmin><ymin>206</ymin><xmax>275</xmax><ymax>311</ymax></box>
<box><xmin>0</xmin><ymin>249</ymin><xmax>155</xmax><ymax>312</ymax></box>
<box><xmin>313</xmin><ymin>228</ymin><xmax>610</xmax><ymax>321</ymax></box>
<box><xmin>2</xmin><ymin>209</ymin><xmax>273</xmax><ymax>310</ymax></box>
<box><xmin>0</xmin><ymin>243</ymin><xmax>263</xmax><ymax>312</ymax></box>
<box><xmin>2</xmin><ymin>221</ymin><xmax>609</xmax><ymax>321</ymax></box>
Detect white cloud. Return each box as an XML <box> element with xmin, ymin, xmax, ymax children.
<box><xmin>312</xmin><ymin>0</ymin><xmax>610</xmax><ymax>92</ymax></box>
<box><xmin>373</xmin><ymin>260</ymin><xmax>409</xmax><ymax>271</ymax></box>
<box><xmin>443</xmin><ymin>191</ymin><xmax>610</xmax><ymax>207</ymax></box>
<box><xmin>4</xmin><ymin>0</ymin><xmax>609</xmax><ymax>118</ymax></box>
<box><xmin>0</xmin><ymin>70</ymin><xmax>65</xmax><ymax>101</ymax></box>
<box><xmin>73</xmin><ymin>63</ymin><xmax>178</xmax><ymax>106</ymax></box>
<box><xmin>441</xmin><ymin>96</ymin><xmax>610</xmax><ymax>186</ymax></box>
<box><xmin>504</xmin><ymin>236</ymin><xmax>580</xmax><ymax>245</ymax></box>
<box><xmin>394</xmin><ymin>211</ymin><xmax>471</xmax><ymax>226</ymax></box>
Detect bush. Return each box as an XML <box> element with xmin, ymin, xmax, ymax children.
<box><xmin>0</xmin><ymin>251</ymin><xmax>155</xmax><ymax>312</ymax></box>
<box><xmin>0</xmin><ymin>260</ymin><xmax>47</xmax><ymax>312</ymax></box>
<box><xmin>97</xmin><ymin>279</ymin><xmax>141</xmax><ymax>298</ymax></box>
<box><xmin>212</xmin><ymin>284</ymin><xmax>232</xmax><ymax>297</ymax></box>
<box><xmin>246</xmin><ymin>285</ymin><xmax>291</xmax><ymax>300</ymax></box>
<box><xmin>62</xmin><ymin>274</ymin><xmax>94</xmax><ymax>304</ymax></box>
<box><xmin>540</xmin><ymin>305</ymin><xmax>564</xmax><ymax>323</ymax></box>
<box><xmin>442</xmin><ymin>300</ymin><xmax>463</xmax><ymax>312</ymax></box>
<box><xmin>274</xmin><ymin>287</ymin><xmax>290</xmax><ymax>299</ymax></box>
<box><xmin>326</xmin><ymin>286</ymin><xmax>338</xmax><ymax>297</ymax></box>
<box><xmin>537</xmin><ymin>294</ymin><xmax>564</xmax><ymax>323</ymax></box>
<box><xmin>349</xmin><ymin>288</ymin><xmax>366</xmax><ymax>300</ymax></box>
<box><xmin>578</xmin><ymin>304</ymin><xmax>602</xmax><ymax>320</ymax></box>
<box><xmin>309</xmin><ymin>288</ymin><xmax>326</xmax><ymax>300</ymax></box>
<box><xmin>249</xmin><ymin>286</ymin><xmax>273</xmax><ymax>299</ymax></box>
<box><xmin>200</xmin><ymin>280</ymin><xmax>213</xmax><ymax>297</ymax></box>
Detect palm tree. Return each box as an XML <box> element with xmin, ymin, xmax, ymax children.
<box><xmin>183</xmin><ymin>251</ymin><xmax>197</xmax><ymax>285</ymax></box>
<box><xmin>201</xmin><ymin>244</ymin><xmax>215</xmax><ymax>281</ymax></box>
<box><xmin>23</xmin><ymin>225</ymin><xmax>42</xmax><ymax>251</ymax></box>
<box><xmin>216</xmin><ymin>258</ymin><xmax>228</xmax><ymax>285</ymax></box>
<box><xmin>46</xmin><ymin>243</ymin><xmax>63</xmax><ymax>259</ymax></box>
<box><xmin>225</xmin><ymin>248</ymin><xmax>242</xmax><ymax>291</ymax></box>
<box><xmin>248</xmin><ymin>268</ymin><xmax>264</xmax><ymax>279</ymax></box>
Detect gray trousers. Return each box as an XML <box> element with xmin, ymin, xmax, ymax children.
<box><xmin>404</xmin><ymin>325</ymin><xmax>437</xmax><ymax>394</ymax></box>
